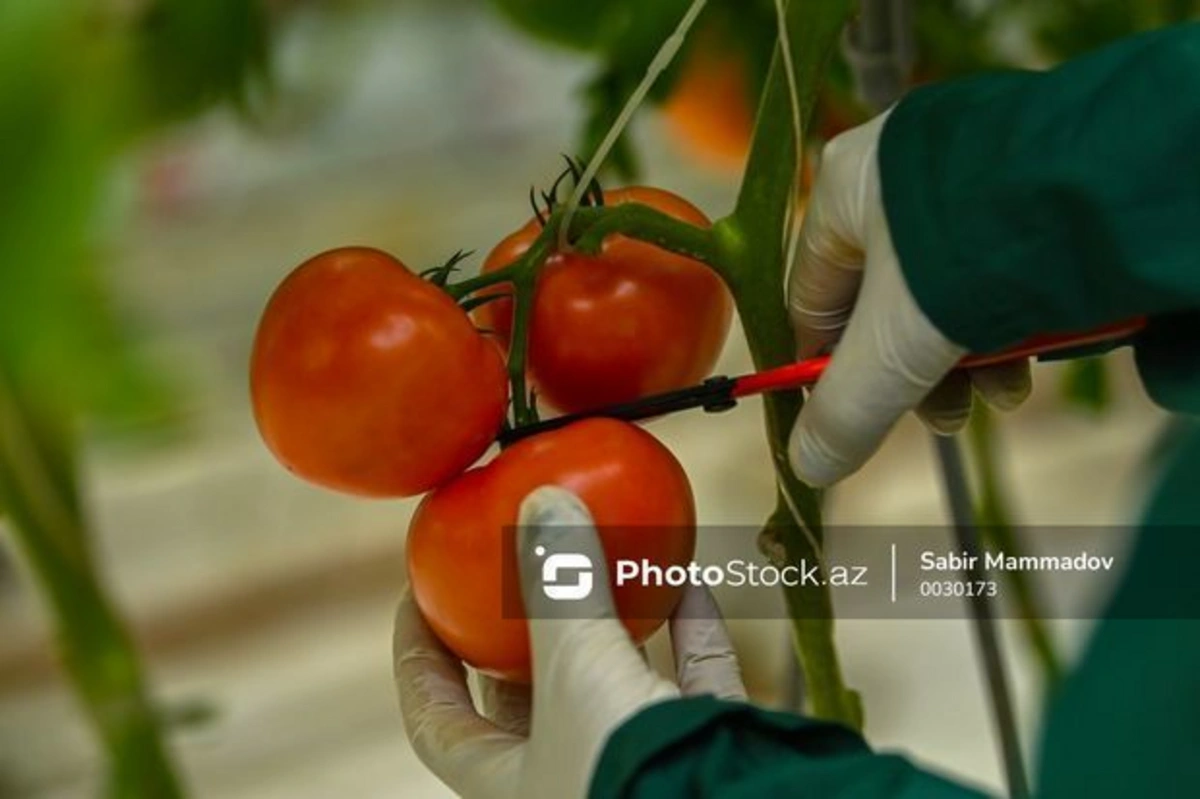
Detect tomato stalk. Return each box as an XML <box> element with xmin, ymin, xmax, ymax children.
<box><xmin>450</xmin><ymin>231</ymin><xmax>555</xmax><ymax>428</ymax></box>
<box><xmin>536</xmin><ymin>0</ymin><xmax>862</xmax><ymax>728</ymax></box>
<box><xmin>0</xmin><ymin>374</ymin><xmax>183</xmax><ymax>798</ymax></box>
<box><xmin>450</xmin><ymin>1</ymin><xmax>861</xmax><ymax>724</ymax></box>
<box><xmin>967</xmin><ymin>407</ymin><xmax>1064</xmax><ymax>688</ymax></box>
<box><xmin>445</xmin><ymin>266</ymin><xmax>517</xmax><ymax>302</ymax></box>
<box><xmin>718</xmin><ymin>0</ymin><xmax>862</xmax><ymax>729</ymax></box>
<box><xmin>566</xmin><ymin>204</ymin><xmax>722</xmax><ymax>267</ymax></box>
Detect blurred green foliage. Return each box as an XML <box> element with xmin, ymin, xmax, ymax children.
<box><xmin>136</xmin><ymin>0</ymin><xmax>270</xmax><ymax>122</ymax></box>
<box><xmin>490</xmin><ymin>0</ymin><xmax>780</xmax><ymax>178</ymax></box>
<box><xmin>0</xmin><ymin>1</ymin><xmax>268</xmax><ymax>431</ymax></box>
<box><xmin>0</xmin><ymin>2</ymin><xmax>270</xmax><ymax>795</ymax></box>
<box><xmin>490</xmin><ymin>0</ymin><xmax>1199</xmax><ymax>181</ymax></box>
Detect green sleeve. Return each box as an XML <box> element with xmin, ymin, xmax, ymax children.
<box><xmin>587</xmin><ymin>447</ymin><xmax>1200</xmax><ymax>799</ymax></box>
<box><xmin>879</xmin><ymin>23</ymin><xmax>1200</xmax><ymax>413</ymax></box>
<box><xmin>588</xmin><ymin>696</ymin><xmax>986</xmax><ymax>799</ymax></box>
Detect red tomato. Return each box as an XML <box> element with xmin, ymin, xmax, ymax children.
<box><xmin>251</xmin><ymin>246</ymin><xmax>508</xmax><ymax>497</ymax></box>
<box><xmin>476</xmin><ymin>187</ymin><xmax>733</xmax><ymax>413</ymax></box>
<box><xmin>406</xmin><ymin>418</ymin><xmax>696</xmax><ymax>682</ymax></box>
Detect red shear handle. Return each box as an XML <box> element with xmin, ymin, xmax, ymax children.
<box><xmin>731</xmin><ymin>317</ymin><xmax>1147</xmax><ymax>399</ymax></box>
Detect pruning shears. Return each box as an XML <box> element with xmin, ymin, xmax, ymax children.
<box><xmin>498</xmin><ymin>316</ymin><xmax>1146</xmax><ymax>445</ymax></box>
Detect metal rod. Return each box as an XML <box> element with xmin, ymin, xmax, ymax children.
<box><xmin>932</xmin><ymin>434</ymin><xmax>1031</xmax><ymax>799</ymax></box>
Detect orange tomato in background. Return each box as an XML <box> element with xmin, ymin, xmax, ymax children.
<box><xmin>251</xmin><ymin>246</ymin><xmax>508</xmax><ymax>497</ymax></box>
<box><xmin>662</xmin><ymin>41</ymin><xmax>757</xmax><ymax>172</ymax></box>
<box><xmin>406</xmin><ymin>418</ymin><xmax>696</xmax><ymax>682</ymax></box>
<box><xmin>476</xmin><ymin>186</ymin><xmax>733</xmax><ymax>413</ymax></box>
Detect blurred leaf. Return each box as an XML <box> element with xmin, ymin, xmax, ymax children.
<box><xmin>0</xmin><ymin>5</ymin><xmax>147</xmax><ymax>425</ymax></box>
<box><xmin>912</xmin><ymin>0</ymin><xmax>1009</xmax><ymax>78</ymax></box>
<box><xmin>489</xmin><ymin>0</ymin><xmax>617</xmax><ymax>50</ymax></box>
<box><xmin>135</xmin><ymin>0</ymin><xmax>271</xmax><ymax>123</ymax></box>
<box><xmin>1017</xmin><ymin>0</ymin><xmax>1198</xmax><ymax>61</ymax></box>
<box><xmin>579</xmin><ymin>69</ymin><xmax>641</xmax><ymax>180</ymax></box>
<box><xmin>0</xmin><ymin>1</ymin><xmax>271</xmax><ymax>432</ymax></box>
<box><xmin>566</xmin><ymin>1</ymin><xmax>778</xmax><ymax>178</ymax></box>
<box><xmin>1060</xmin><ymin>357</ymin><xmax>1112</xmax><ymax>414</ymax></box>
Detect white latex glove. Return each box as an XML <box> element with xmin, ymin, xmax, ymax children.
<box><xmin>787</xmin><ymin>111</ymin><xmax>1032</xmax><ymax>487</ymax></box>
<box><xmin>394</xmin><ymin>486</ymin><xmax>745</xmax><ymax>799</ymax></box>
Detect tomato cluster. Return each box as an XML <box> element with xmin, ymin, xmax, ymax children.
<box><xmin>250</xmin><ymin>187</ymin><xmax>729</xmax><ymax>680</ymax></box>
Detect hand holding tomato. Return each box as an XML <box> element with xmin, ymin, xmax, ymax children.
<box><xmin>476</xmin><ymin>187</ymin><xmax>733</xmax><ymax>413</ymax></box>
<box><xmin>406</xmin><ymin>418</ymin><xmax>697</xmax><ymax>681</ymax></box>
<box><xmin>395</xmin><ymin>485</ymin><xmax>745</xmax><ymax>799</ymax></box>
<box><xmin>251</xmin><ymin>247</ymin><xmax>508</xmax><ymax>497</ymax></box>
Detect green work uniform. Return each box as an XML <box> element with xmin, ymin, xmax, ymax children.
<box><xmin>590</xmin><ymin>23</ymin><xmax>1200</xmax><ymax>799</ymax></box>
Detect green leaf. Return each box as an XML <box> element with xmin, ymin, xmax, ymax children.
<box><xmin>488</xmin><ymin>0</ymin><xmax>617</xmax><ymax>50</ymax></box>
<box><xmin>135</xmin><ymin>0</ymin><xmax>271</xmax><ymax>123</ymax></box>
<box><xmin>1059</xmin><ymin>357</ymin><xmax>1112</xmax><ymax>414</ymax></box>
<box><xmin>0</xmin><ymin>2</ymin><xmax>270</xmax><ymax>432</ymax></box>
<box><xmin>579</xmin><ymin>69</ymin><xmax>641</xmax><ymax>180</ymax></box>
<box><xmin>0</xmin><ymin>7</ymin><xmax>140</xmax><ymax>422</ymax></box>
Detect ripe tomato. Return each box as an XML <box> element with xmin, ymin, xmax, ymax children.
<box><xmin>662</xmin><ymin>42</ymin><xmax>756</xmax><ymax>172</ymax></box>
<box><xmin>251</xmin><ymin>247</ymin><xmax>508</xmax><ymax>498</ymax></box>
<box><xmin>476</xmin><ymin>187</ymin><xmax>733</xmax><ymax>413</ymax></box>
<box><xmin>406</xmin><ymin>418</ymin><xmax>696</xmax><ymax>682</ymax></box>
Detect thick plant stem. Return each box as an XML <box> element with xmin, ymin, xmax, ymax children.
<box><xmin>720</xmin><ymin>0</ymin><xmax>862</xmax><ymax>729</ymax></box>
<box><xmin>567</xmin><ymin>204</ymin><xmax>719</xmax><ymax>264</ymax></box>
<box><xmin>547</xmin><ymin>0</ymin><xmax>862</xmax><ymax>727</ymax></box>
<box><xmin>0</xmin><ymin>376</ymin><xmax>183</xmax><ymax>798</ymax></box>
<box><xmin>739</xmin><ymin>286</ymin><xmax>862</xmax><ymax>729</ymax></box>
<box><xmin>469</xmin><ymin>0</ymin><xmax>862</xmax><ymax>727</ymax></box>
<box><xmin>967</xmin><ymin>407</ymin><xmax>1064</xmax><ymax>688</ymax></box>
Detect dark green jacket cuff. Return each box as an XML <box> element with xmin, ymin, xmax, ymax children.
<box><xmin>589</xmin><ymin>696</ymin><xmax>986</xmax><ymax>799</ymax></box>
<box><xmin>878</xmin><ymin>24</ymin><xmax>1200</xmax><ymax>414</ymax></box>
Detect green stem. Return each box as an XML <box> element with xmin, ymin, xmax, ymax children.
<box><xmin>723</xmin><ymin>0</ymin><xmax>861</xmax><ymax>729</ymax></box>
<box><xmin>0</xmin><ymin>373</ymin><xmax>183</xmax><ymax>798</ymax></box>
<box><xmin>452</xmin><ymin>231</ymin><xmax>555</xmax><ymax>428</ymax></box>
<box><xmin>547</xmin><ymin>0</ymin><xmax>862</xmax><ymax>728</ymax></box>
<box><xmin>508</xmin><ymin>265</ymin><xmax>539</xmax><ymax>427</ymax></box>
<box><xmin>967</xmin><ymin>406</ymin><xmax>1064</xmax><ymax>688</ymax></box>
<box><xmin>445</xmin><ymin>265</ymin><xmax>519</xmax><ymax>301</ymax></box>
<box><xmin>457</xmin><ymin>0</ymin><xmax>860</xmax><ymax>724</ymax></box>
<box><xmin>567</xmin><ymin>205</ymin><xmax>723</xmax><ymax>268</ymax></box>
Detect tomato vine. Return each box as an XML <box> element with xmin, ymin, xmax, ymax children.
<box><xmin>447</xmin><ymin>0</ymin><xmax>863</xmax><ymax>728</ymax></box>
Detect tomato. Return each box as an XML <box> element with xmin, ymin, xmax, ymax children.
<box><xmin>406</xmin><ymin>418</ymin><xmax>696</xmax><ymax>682</ymax></box>
<box><xmin>476</xmin><ymin>187</ymin><xmax>734</xmax><ymax>413</ymax></box>
<box><xmin>251</xmin><ymin>246</ymin><xmax>508</xmax><ymax>498</ymax></box>
<box><xmin>662</xmin><ymin>42</ymin><xmax>756</xmax><ymax>172</ymax></box>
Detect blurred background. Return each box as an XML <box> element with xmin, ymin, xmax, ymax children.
<box><xmin>0</xmin><ymin>1</ymin><xmax>1189</xmax><ymax>796</ymax></box>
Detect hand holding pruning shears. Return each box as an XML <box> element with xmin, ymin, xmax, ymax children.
<box><xmin>501</xmin><ymin>111</ymin><xmax>1144</xmax><ymax>487</ymax></box>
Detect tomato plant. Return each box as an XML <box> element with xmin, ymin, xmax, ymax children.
<box><xmin>406</xmin><ymin>418</ymin><xmax>696</xmax><ymax>681</ymax></box>
<box><xmin>251</xmin><ymin>246</ymin><xmax>508</xmax><ymax>497</ymax></box>
<box><xmin>475</xmin><ymin>186</ymin><xmax>734</xmax><ymax>413</ymax></box>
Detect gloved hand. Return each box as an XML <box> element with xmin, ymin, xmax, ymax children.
<box><xmin>393</xmin><ymin>486</ymin><xmax>745</xmax><ymax>799</ymax></box>
<box><xmin>787</xmin><ymin>111</ymin><xmax>1032</xmax><ymax>487</ymax></box>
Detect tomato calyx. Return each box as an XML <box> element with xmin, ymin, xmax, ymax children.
<box><xmin>418</xmin><ymin>248</ymin><xmax>474</xmax><ymax>288</ymax></box>
<box><xmin>529</xmin><ymin>155</ymin><xmax>605</xmax><ymax>229</ymax></box>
